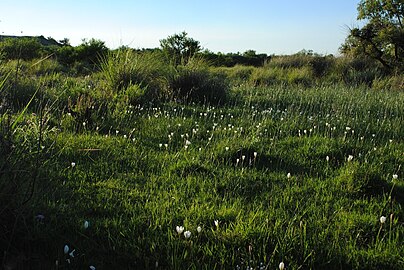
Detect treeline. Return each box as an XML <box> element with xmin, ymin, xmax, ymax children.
<box><xmin>0</xmin><ymin>36</ymin><xmax>270</xmax><ymax>69</ymax></box>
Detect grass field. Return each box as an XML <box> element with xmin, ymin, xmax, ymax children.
<box><xmin>1</xmin><ymin>58</ymin><xmax>404</xmax><ymax>269</ymax></box>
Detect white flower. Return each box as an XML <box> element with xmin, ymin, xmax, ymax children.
<box><xmin>253</xmin><ymin>152</ymin><xmax>257</xmax><ymax>158</ymax></box>
<box><xmin>71</xmin><ymin>162</ymin><xmax>76</xmax><ymax>168</ymax></box>
<box><xmin>184</xmin><ymin>231</ymin><xmax>191</xmax><ymax>238</ymax></box>
<box><xmin>326</xmin><ymin>156</ymin><xmax>329</xmax><ymax>162</ymax></box>
<box><xmin>392</xmin><ymin>174</ymin><xmax>398</xmax><ymax>180</ymax></box>
<box><xmin>287</xmin><ymin>173</ymin><xmax>291</xmax><ymax>179</ymax></box>
<box><xmin>347</xmin><ymin>155</ymin><xmax>353</xmax><ymax>162</ymax></box>
<box><xmin>176</xmin><ymin>226</ymin><xmax>184</xmax><ymax>234</ymax></box>
<box><xmin>64</xmin><ymin>245</ymin><xmax>69</xmax><ymax>254</ymax></box>
<box><xmin>197</xmin><ymin>226</ymin><xmax>202</xmax><ymax>233</ymax></box>
<box><xmin>214</xmin><ymin>220</ymin><xmax>219</xmax><ymax>227</ymax></box>
<box><xmin>89</xmin><ymin>266</ymin><xmax>96</xmax><ymax>270</ymax></box>
<box><xmin>380</xmin><ymin>216</ymin><xmax>387</xmax><ymax>224</ymax></box>
<box><xmin>225</xmin><ymin>147</ymin><xmax>229</xmax><ymax>151</ymax></box>
<box><xmin>84</xmin><ymin>220</ymin><xmax>89</xmax><ymax>229</ymax></box>
<box><xmin>69</xmin><ymin>249</ymin><xmax>76</xmax><ymax>258</ymax></box>
<box><xmin>185</xmin><ymin>140</ymin><xmax>191</xmax><ymax>146</ymax></box>
<box><xmin>279</xmin><ymin>262</ymin><xmax>285</xmax><ymax>270</ymax></box>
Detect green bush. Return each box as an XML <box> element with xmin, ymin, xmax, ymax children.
<box><xmin>372</xmin><ymin>75</ymin><xmax>404</xmax><ymax>91</ymax></box>
<box><xmin>99</xmin><ymin>49</ymin><xmax>171</xmax><ymax>102</ymax></box>
<box><xmin>169</xmin><ymin>58</ymin><xmax>229</xmax><ymax>104</ymax></box>
<box><xmin>0</xmin><ymin>37</ymin><xmax>43</xmax><ymax>60</ymax></box>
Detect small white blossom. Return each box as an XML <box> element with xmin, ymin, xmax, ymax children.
<box><xmin>326</xmin><ymin>156</ymin><xmax>329</xmax><ymax>162</ymax></box>
<box><xmin>184</xmin><ymin>231</ymin><xmax>191</xmax><ymax>238</ymax></box>
<box><xmin>69</xmin><ymin>249</ymin><xmax>76</xmax><ymax>258</ymax></box>
<box><xmin>380</xmin><ymin>216</ymin><xmax>387</xmax><ymax>224</ymax></box>
<box><xmin>393</xmin><ymin>174</ymin><xmax>398</xmax><ymax>180</ymax></box>
<box><xmin>287</xmin><ymin>173</ymin><xmax>291</xmax><ymax>179</ymax></box>
<box><xmin>214</xmin><ymin>220</ymin><xmax>219</xmax><ymax>227</ymax></box>
<box><xmin>197</xmin><ymin>226</ymin><xmax>202</xmax><ymax>233</ymax></box>
<box><xmin>64</xmin><ymin>245</ymin><xmax>69</xmax><ymax>254</ymax></box>
<box><xmin>176</xmin><ymin>226</ymin><xmax>184</xmax><ymax>234</ymax></box>
<box><xmin>279</xmin><ymin>262</ymin><xmax>285</xmax><ymax>270</ymax></box>
<box><xmin>84</xmin><ymin>220</ymin><xmax>89</xmax><ymax>229</ymax></box>
<box><xmin>89</xmin><ymin>266</ymin><xmax>96</xmax><ymax>270</ymax></box>
<box><xmin>71</xmin><ymin>162</ymin><xmax>76</xmax><ymax>168</ymax></box>
<box><xmin>347</xmin><ymin>155</ymin><xmax>354</xmax><ymax>162</ymax></box>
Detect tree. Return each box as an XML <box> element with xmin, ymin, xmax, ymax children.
<box><xmin>341</xmin><ymin>0</ymin><xmax>404</xmax><ymax>71</ymax></box>
<box><xmin>160</xmin><ymin>31</ymin><xmax>201</xmax><ymax>65</ymax></box>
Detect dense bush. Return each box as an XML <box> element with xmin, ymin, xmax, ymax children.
<box><xmin>99</xmin><ymin>49</ymin><xmax>171</xmax><ymax>103</ymax></box>
<box><xmin>0</xmin><ymin>38</ymin><xmax>43</xmax><ymax>60</ymax></box>
<box><xmin>168</xmin><ymin>58</ymin><xmax>229</xmax><ymax>104</ymax></box>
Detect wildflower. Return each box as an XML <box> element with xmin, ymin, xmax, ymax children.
<box><xmin>393</xmin><ymin>174</ymin><xmax>398</xmax><ymax>180</ymax></box>
<box><xmin>89</xmin><ymin>266</ymin><xmax>96</xmax><ymax>270</ymax></box>
<box><xmin>380</xmin><ymin>216</ymin><xmax>387</xmax><ymax>224</ymax></box>
<box><xmin>84</xmin><ymin>220</ymin><xmax>89</xmax><ymax>229</ymax></box>
<box><xmin>254</xmin><ymin>152</ymin><xmax>257</xmax><ymax>158</ymax></box>
<box><xmin>326</xmin><ymin>156</ymin><xmax>329</xmax><ymax>162</ymax></box>
<box><xmin>279</xmin><ymin>262</ymin><xmax>285</xmax><ymax>270</ymax></box>
<box><xmin>69</xmin><ymin>249</ymin><xmax>76</xmax><ymax>258</ymax></box>
<box><xmin>159</xmin><ymin>143</ymin><xmax>162</xmax><ymax>148</ymax></box>
<box><xmin>214</xmin><ymin>220</ymin><xmax>219</xmax><ymax>227</ymax></box>
<box><xmin>197</xmin><ymin>226</ymin><xmax>202</xmax><ymax>233</ymax></box>
<box><xmin>287</xmin><ymin>173</ymin><xmax>291</xmax><ymax>179</ymax></box>
<box><xmin>71</xmin><ymin>162</ymin><xmax>76</xmax><ymax>168</ymax></box>
<box><xmin>185</xmin><ymin>140</ymin><xmax>191</xmax><ymax>146</ymax></box>
<box><xmin>184</xmin><ymin>231</ymin><xmax>191</xmax><ymax>238</ymax></box>
<box><xmin>35</xmin><ymin>214</ymin><xmax>45</xmax><ymax>221</ymax></box>
<box><xmin>347</xmin><ymin>155</ymin><xmax>353</xmax><ymax>162</ymax></box>
<box><xmin>176</xmin><ymin>226</ymin><xmax>184</xmax><ymax>234</ymax></box>
<box><xmin>225</xmin><ymin>147</ymin><xmax>229</xmax><ymax>151</ymax></box>
<box><xmin>64</xmin><ymin>245</ymin><xmax>69</xmax><ymax>254</ymax></box>
<box><xmin>242</xmin><ymin>155</ymin><xmax>246</xmax><ymax>161</ymax></box>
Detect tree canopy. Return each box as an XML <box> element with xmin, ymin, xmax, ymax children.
<box><xmin>160</xmin><ymin>31</ymin><xmax>201</xmax><ymax>65</ymax></box>
<box><xmin>341</xmin><ymin>0</ymin><xmax>404</xmax><ymax>71</ymax></box>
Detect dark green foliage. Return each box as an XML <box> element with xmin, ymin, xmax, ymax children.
<box><xmin>160</xmin><ymin>31</ymin><xmax>202</xmax><ymax>66</ymax></box>
<box><xmin>341</xmin><ymin>0</ymin><xmax>404</xmax><ymax>72</ymax></box>
<box><xmin>169</xmin><ymin>59</ymin><xmax>229</xmax><ymax>104</ymax></box>
<box><xmin>0</xmin><ymin>37</ymin><xmax>42</xmax><ymax>60</ymax></box>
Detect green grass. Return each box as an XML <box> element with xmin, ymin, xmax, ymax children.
<box><xmin>1</xmin><ymin>69</ymin><xmax>404</xmax><ymax>269</ymax></box>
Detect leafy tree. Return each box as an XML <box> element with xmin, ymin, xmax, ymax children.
<box><xmin>160</xmin><ymin>31</ymin><xmax>201</xmax><ymax>65</ymax></box>
<box><xmin>341</xmin><ymin>0</ymin><xmax>404</xmax><ymax>71</ymax></box>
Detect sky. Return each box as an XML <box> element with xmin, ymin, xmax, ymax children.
<box><xmin>0</xmin><ymin>0</ymin><xmax>361</xmax><ymax>55</ymax></box>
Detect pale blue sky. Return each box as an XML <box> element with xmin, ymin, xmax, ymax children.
<box><xmin>1</xmin><ymin>0</ymin><xmax>360</xmax><ymax>55</ymax></box>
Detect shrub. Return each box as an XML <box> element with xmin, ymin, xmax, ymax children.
<box><xmin>0</xmin><ymin>37</ymin><xmax>43</xmax><ymax>60</ymax></box>
<box><xmin>168</xmin><ymin>58</ymin><xmax>229</xmax><ymax>104</ymax></box>
<box><xmin>99</xmin><ymin>49</ymin><xmax>172</xmax><ymax>103</ymax></box>
<box><xmin>372</xmin><ymin>74</ymin><xmax>404</xmax><ymax>91</ymax></box>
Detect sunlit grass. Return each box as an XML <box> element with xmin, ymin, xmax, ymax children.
<box><xmin>2</xmin><ymin>77</ymin><xmax>404</xmax><ymax>269</ymax></box>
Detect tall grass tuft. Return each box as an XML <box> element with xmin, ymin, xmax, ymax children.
<box><xmin>168</xmin><ymin>57</ymin><xmax>229</xmax><ymax>104</ymax></box>
<box><xmin>99</xmin><ymin>49</ymin><xmax>172</xmax><ymax>102</ymax></box>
